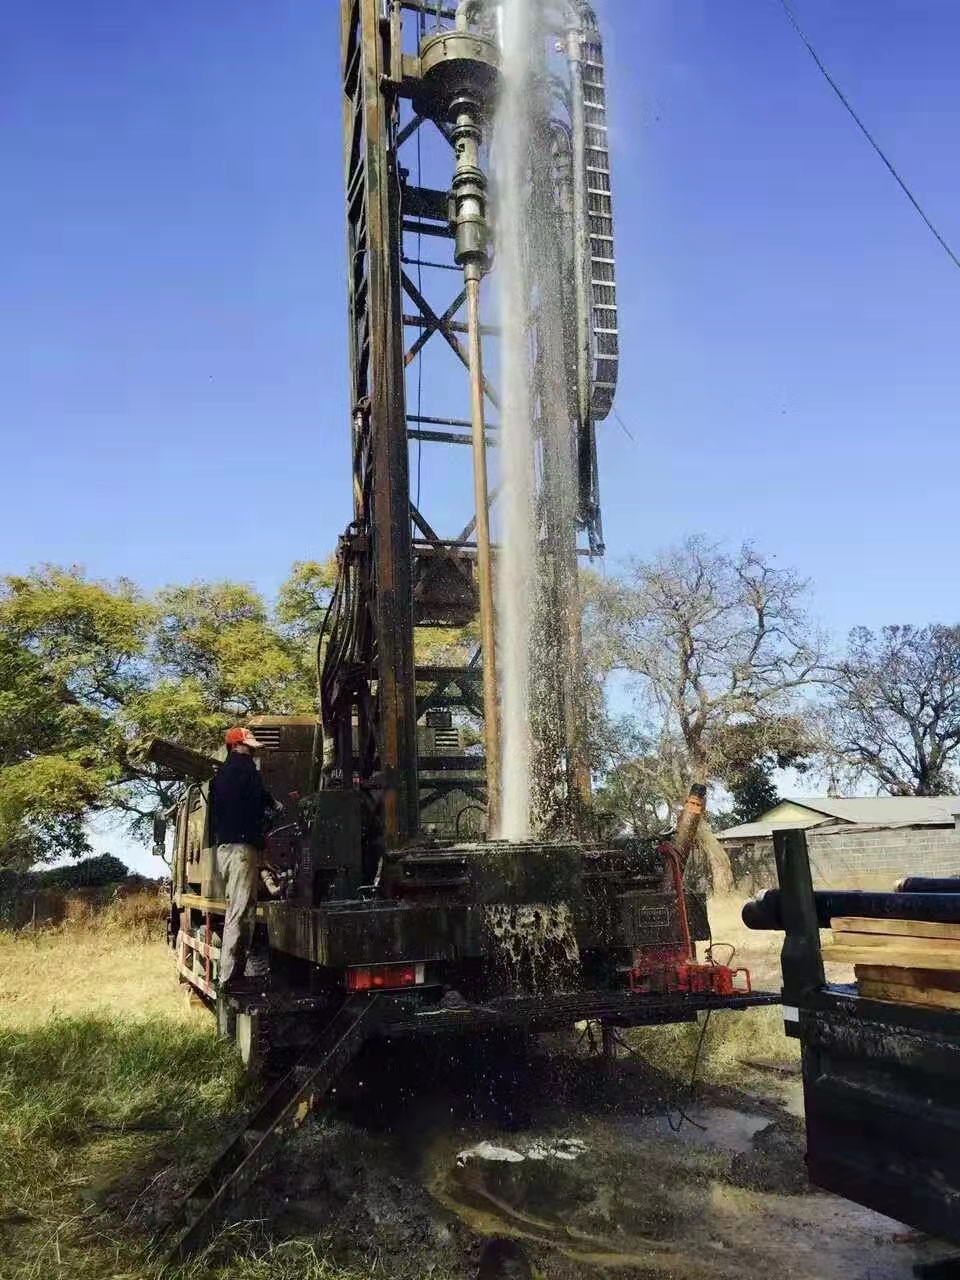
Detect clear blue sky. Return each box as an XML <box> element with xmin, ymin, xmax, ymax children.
<box><xmin>3</xmin><ymin>1</ymin><xmax>959</xmax><ymax>869</ymax></box>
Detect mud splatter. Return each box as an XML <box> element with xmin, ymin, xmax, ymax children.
<box><xmin>483</xmin><ymin>903</ymin><xmax>580</xmax><ymax>994</ymax></box>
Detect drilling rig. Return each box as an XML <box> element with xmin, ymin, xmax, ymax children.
<box><xmin>157</xmin><ymin>3</ymin><xmax>776</xmax><ymax>1251</ymax></box>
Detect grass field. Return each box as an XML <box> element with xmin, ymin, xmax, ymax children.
<box><xmin>0</xmin><ymin>897</ymin><xmax>795</xmax><ymax>1279</ymax></box>
<box><xmin>0</xmin><ymin>902</ymin><xmax>249</xmax><ymax>1279</ymax></box>
<box><xmin>0</xmin><ymin>920</ymin><xmax>201</xmax><ymax>1028</ymax></box>
<box><xmin>0</xmin><ymin>907</ymin><xmax>431</xmax><ymax>1279</ymax></box>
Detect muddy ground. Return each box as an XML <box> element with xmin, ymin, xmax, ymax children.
<box><xmin>146</xmin><ymin>1031</ymin><xmax>957</xmax><ymax>1280</ymax></box>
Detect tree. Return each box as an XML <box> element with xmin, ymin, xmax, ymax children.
<box><xmin>584</xmin><ymin>538</ymin><xmax>821</xmax><ymax>889</ymax></box>
<box><xmin>0</xmin><ymin>565</ymin><xmax>325</xmax><ymax>867</ymax></box>
<box><xmin>824</xmin><ymin>624</ymin><xmax>960</xmax><ymax>796</ymax></box>
<box><xmin>0</xmin><ymin>567</ymin><xmax>153</xmax><ymax>868</ymax></box>
<box><xmin>714</xmin><ymin>717</ymin><xmax>812</xmax><ymax>827</ymax></box>
<box><xmin>152</xmin><ymin>581</ymin><xmax>313</xmax><ymax>717</ymax></box>
<box><xmin>276</xmin><ymin>559</ymin><xmax>337</xmax><ymax>640</ymax></box>
<box><xmin>589</xmin><ymin>716</ymin><xmax>685</xmax><ymax>841</ymax></box>
<box><xmin>34</xmin><ymin>853</ymin><xmax>130</xmax><ymax>890</ymax></box>
<box><xmin>117</xmin><ymin>579</ymin><xmax>319</xmax><ymax>838</ymax></box>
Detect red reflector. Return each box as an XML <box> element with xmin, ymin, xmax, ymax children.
<box><xmin>345</xmin><ymin>963</ymin><xmax>424</xmax><ymax>992</ymax></box>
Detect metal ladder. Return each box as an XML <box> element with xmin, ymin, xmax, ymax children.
<box><xmin>167</xmin><ymin>993</ymin><xmax>380</xmax><ymax>1263</ymax></box>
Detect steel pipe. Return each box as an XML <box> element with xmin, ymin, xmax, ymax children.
<box><xmin>742</xmin><ymin>887</ymin><xmax>960</xmax><ymax>932</ymax></box>
<box><xmin>897</xmin><ymin>876</ymin><xmax>960</xmax><ymax>894</ymax></box>
<box><xmin>465</xmin><ymin>264</ymin><xmax>501</xmax><ymax>828</ymax></box>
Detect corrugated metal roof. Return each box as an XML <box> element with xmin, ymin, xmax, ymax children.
<box><xmin>716</xmin><ymin>820</ymin><xmax>788</xmax><ymax>841</ymax></box>
<box><xmin>718</xmin><ymin>795</ymin><xmax>960</xmax><ymax>842</ymax></box>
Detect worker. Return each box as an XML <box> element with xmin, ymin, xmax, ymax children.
<box><xmin>210</xmin><ymin>726</ymin><xmax>279</xmax><ymax>993</ymax></box>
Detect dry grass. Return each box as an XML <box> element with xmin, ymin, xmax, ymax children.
<box><xmin>702</xmin><ymin>893</ymin><xmax>784</xmax><ymax>988</ymax></box>
<box><xmin>626</xmin><ymin>1002</ymin><xmax>798</xmax><ymax>1089</ymax></box>
<box><xmin>177</xmin><ymin>1236</ymin><xmax>374</xmax><ymax>1280</ymax></box>
<box><xmin>622</xmin><ymin>895</ymin><xmax>800</xmax><ymax>1090</ymax></box>
<box><xmin>0</xmin><ymin>910</ymin><xmax>200</xmax><ymax>1029</ymax></box>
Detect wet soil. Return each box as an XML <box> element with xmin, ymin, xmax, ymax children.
<box><xmin>233</xmin><ymin>1034</ymin><xmax>955</xmax><ymax>1279</ymax></box>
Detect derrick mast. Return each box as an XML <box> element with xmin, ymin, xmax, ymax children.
<box><xmin>322</xmin><ymin>0</ymin><xmax>620</xmax><ymax>851</ymax></box>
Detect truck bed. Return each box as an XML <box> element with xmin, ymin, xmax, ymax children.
<box><xmin>746</xmin><ymin>830</ymin><xmax>960</xmax><ymax>1246</ymax></box>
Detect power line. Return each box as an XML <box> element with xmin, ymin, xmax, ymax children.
<box><xmin>612</xmin><ymin>406</ymin><xmax>637</xmax><ymax>446</ymax></box>
<box><xmin>777</xmin><ymin>0</ymin><xmax>960</xmax><ymax>274</ymax></box>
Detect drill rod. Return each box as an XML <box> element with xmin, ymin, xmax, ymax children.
<box><xmin>465</xmin><ymin>263</ymin><xmax>501</xmax><ymax>830</ymax></box>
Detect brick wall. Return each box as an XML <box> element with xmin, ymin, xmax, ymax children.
<box><xmin>807</xmin><ymin>823</ymin><xmax>960</xmax><ymax>889</ymax></box>
<box><xmin>728</xmin><ymin>823</ymin><xmax>960</xmax><ymax>893</ymax></box>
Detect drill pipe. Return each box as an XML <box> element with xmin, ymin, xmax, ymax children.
<box><xmin>465</xmin><ymin>263</ymin><xmax>501</xmax><ymax>828</ymax></box>
<box><xmin>672</xmin><ymin>784</ymin><xmax>708</xmax><ymax>868</ymax></box>
<box><xmin>448</xmin><ymin>85</ymin><xmax>501</xmax><ymax>830</ymax></box>
<box><xmin>742</xmin><ymin>886</ymin><xmax>960</xmax><ymax>932</ymax></box>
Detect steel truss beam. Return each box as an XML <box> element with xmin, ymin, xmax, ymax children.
<box><xmin>338</xmin><ymin>0</ymin><xmax>419</xmax><ymax>843</ymax></box>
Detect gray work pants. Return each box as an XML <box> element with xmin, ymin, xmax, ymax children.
<box><xmin>216</xmin><ymin>842</ymin><xmax>258</xmax><ymax>985</ymax></box>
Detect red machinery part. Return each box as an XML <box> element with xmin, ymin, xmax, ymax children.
<box><xmin>629</xmin><ymin>948</ymin><xmax>753</xmax><ymax>997</ymax></box>
<box><xmin>630</xmin><ymin>838</ymin><xmax>754</xmax><ymax>999</ymax></box>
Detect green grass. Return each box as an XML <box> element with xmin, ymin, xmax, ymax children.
<box><xmin>0</xmin><ymin>1014</ymin><xmax>242</xmax><ymax>1140</ymax></box>
<box><xmin>0</xmin><ymin>1014</ymin><xmax>247</xmax><ymax>1280</ymax></box>
<box><xmin>178</xmin><ymin>1236</ymin><xmax>372</xmax><ymax>1280</ymax></box>
<box><xmin>0</xmin><ymin>1014</ymin><xmax>388</xmax><ymax>1280</ymax></box>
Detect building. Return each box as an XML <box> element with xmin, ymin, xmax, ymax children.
<box><xmin>718</xmin><ymin>796</ymin><xmax>960</xmax><ymax>891</ymax></box>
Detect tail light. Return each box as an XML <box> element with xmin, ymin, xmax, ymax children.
<box><xmin>345</xmin><ymin>962</ymin><xmax>426</xmax><ymax>992</ymax></box>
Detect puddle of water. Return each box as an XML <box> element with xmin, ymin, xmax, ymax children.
<box><xmin>779</xmin><ymin>1076</ymin><xmax>805</xmax><ymax>1119</ymax></box>
<box><xmin>622</xmin><ymin>1106</ymin><xmax>769</xmax><ymax>1154</ymax></box>
<box><xmin>458</xmin><ymin>1141</ymin><xmax>527</xmax><ymax>1166</ymax></box>
<box><xmin>428</xmin><ymin>1113</ymin><xmax>956</xmax><ymax>1279</ymax></box>
<box><xmin>457</xmin><ymin>1136</ymin><xmax>589</xmax><ymax>1167</ymax></box>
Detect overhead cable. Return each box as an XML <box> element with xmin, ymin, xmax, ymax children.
<box><xmin>778</xmin><ymin>0</ymin><xmax>960</xmax><ymax>274</ymax></box>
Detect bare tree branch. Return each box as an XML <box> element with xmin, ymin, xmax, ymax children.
<box><xmin>824</xmin><ymin>624</ymin><xmax>960</xmax><ymax>795</ymax></box>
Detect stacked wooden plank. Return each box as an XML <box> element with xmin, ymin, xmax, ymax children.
<box><xmin>823</xmin><ymin>916</ymin><xmax>960</xmax><ymax>1011</ymax></box>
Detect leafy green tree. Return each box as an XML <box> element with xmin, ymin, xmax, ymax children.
<box><xmin>0</xmin><ymin>566</ymin><xmax>325</xmax><ymax>867</ymax></box>
<box><xmin>0</xmin><ymin>568</ymin><xmax>152</xmax><ymax>868</ymax></box>
<box><xmin>152</xmin><ymin>582</ymin><xmax>312</xmax><ymax>717</ymax></box>
<box><xmin>276</xmin><ymin>559</ymin><xmax>337</xmax><ymax>640</ymax></box>
<box><xmin>34</xmin><ymin>853</ymin><xmax>130</xmax><ymax>890</ymax></box>
<box><xmin>117</xmin><ymin>579</ymin><xmax>318</xmax><ymax>839</ymax></box>
<box><xmin>713</xmin><ymin>717</ymin><xmax>812</xmax><ymax>827</ymax></box>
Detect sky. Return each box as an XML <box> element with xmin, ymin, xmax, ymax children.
<box><xmin>3</xmin><ymin>0</ymin><xmax>960</xmax><ymax>871</ymax></box>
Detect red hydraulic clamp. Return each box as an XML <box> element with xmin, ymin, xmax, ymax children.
<box><xmin>628</xmin><ymin>838</ymin><xmax>753</xmax><ymax>997</ymax></box>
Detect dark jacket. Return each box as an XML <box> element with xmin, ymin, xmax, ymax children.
<box><xmin>210</xmin><ymin>751</ymin><xmax>275</xmax><ymax>849</ymax></box>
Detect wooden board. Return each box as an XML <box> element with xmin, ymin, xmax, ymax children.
<box><xmin>177</xmin><ymin>894</ymin><xmax>266</xmax><ymax>919</ymax></box>
<box><xmin>831</xmin><ymin>916</ymin><xmax>960</xmax><ymax>942</ymax></box>
<box><xmin>832</xmin><ymin>929</ymin><xmax>960</xmax><ymax>953</ymax></box>
<box><xmin>856</xmin><ymin>964</ymin><xmax>960</xmax><ymax>993</ymax></box>
<box><xmin>856</xmin><ymin>978</ymin><xmax>960</xmax><ymax>1012</ymax></box>
<box><xmin>822</xmin><ymin>941</ymin><xmax>960</xmax><ymax>970</ymax></box>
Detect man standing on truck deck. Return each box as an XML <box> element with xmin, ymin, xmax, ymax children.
<box><xmin>210</xmin><ymin>726</ymin><xmax>278</xmax><ymax>993</ymax></box>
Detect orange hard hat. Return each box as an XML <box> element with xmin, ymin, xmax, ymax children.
<box><xmin>225</xmin><ymin>726</ymin><xmax>265</xmax><ymax>749</ymax></box>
